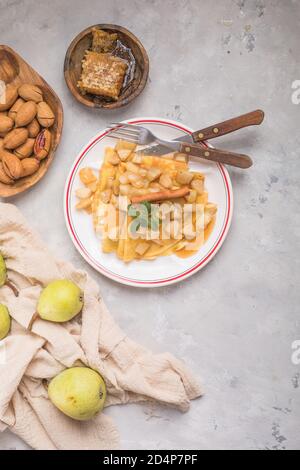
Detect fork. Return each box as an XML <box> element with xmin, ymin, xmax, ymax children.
<box><xmin>109</xmin><ymin>123</ymin><xmax>253</xmax><ymax>169</ymax></box>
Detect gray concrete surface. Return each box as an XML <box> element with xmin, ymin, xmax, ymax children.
<box><xmin>0</xmin><ymin>0</ymin><xmax>300</xmax><ymax>450</ymax></box>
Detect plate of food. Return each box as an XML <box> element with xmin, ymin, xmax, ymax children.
<box><xmin>64</xmin><ymin>118</ymin><xmax>233</xmax><ymax>287</ymax></box>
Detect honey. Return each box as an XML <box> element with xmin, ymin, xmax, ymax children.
<box><xmin>77</xmin><ymin>29</ymin><xmax>136</xmax><ymax>102</ymax></box>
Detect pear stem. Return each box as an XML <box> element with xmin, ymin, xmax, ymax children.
<box><xmin>5</xmin><ymin>279</ymin><xmax>19</xmax><ymax>297</ymax></box>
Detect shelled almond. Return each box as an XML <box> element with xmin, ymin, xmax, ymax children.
<box><xmin>0</xmin><ymin>81</ymin><xmax>56</xmax><ymax>185</ymax></box>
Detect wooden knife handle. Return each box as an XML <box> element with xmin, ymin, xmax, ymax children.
<box><xmin>179</xmin><ymin>142</ymin><xmax>253</xmax><ymax>169</ymax></box>
<box><xmin>192</xmin><ymin>109</ymin><xmax>265</xmax><ymax>142</ymax></box>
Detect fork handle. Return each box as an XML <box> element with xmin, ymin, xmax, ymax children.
<box><xmin>179</xmin><ymin>142</ymin><xmax>253</xmax><ymax>169</ymax></box>
<box><xmin>191</xmin><ymin>109</ymin><xmax>264</xmax><ymax>142</ymax></box>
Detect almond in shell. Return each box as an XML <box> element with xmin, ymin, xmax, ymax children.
<box><xmin>2</xmin><ymin>152</ymin><xmax>23</xmax><ymax>180</ymax></box>
<box><xmin>14</xmin><ymin>138</ymin><xmax>35</xmax><ymax>159</ymax></box>
<box><xmin>18</xmin><ymin>84</ymin><xmax>43</xmax><ymax>103</ymax></box>
<box><xmin>0</xmin><ymin>115</ymin><xmax>14</xmax><ymax>134</ymax></box>
<box><xmin>34</xmin><ymin>129</ymin><xmax>52</xmax><ymax>160</ymax></box>
<box><xmin>8</xmin><ymin>98</ymin><xmax>25</xmax><ymax>121</ymax></box>
<box><xmin>3</xmin><ymin>128</ymin><xmax>29</xmax><ymax>149</ymax></box>
<box><xmin>37</xmin><ymin>101</ymin><xmax>55</xmax><ymax>128</ymax></box>
<box><xmin>0</xmin><ymin>148</ymin><xmax>17</xmax><ymax>161</ymax></box>
<box><xmin>21</xmin><ymin>158</ymin><xmax>40</xmax><ymax>177</ymax></box>
<box><xmin>0</xmin><ymin>161</ymin><xmax>13</xmax><ymax>184</ymax></box>
<box><xmin>15</xmin><ymin>101</ymin><xmax>37</xmax><ymax>127</ymax></box>
<box><xmin>27</xmin><ymin>118</ymin><xmax>40</xmax><ymax>138</ymax></box>
<box><xmin>0</xmin><ymin>84</ymin><xmax>18</xmax><ymax>112</ymax></box>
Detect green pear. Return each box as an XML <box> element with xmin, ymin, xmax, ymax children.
<box><xmin>48</xmin><ymin>367</ymin><xmax>106</xmax><ymax>421</ymax></box>
<box><xmin>0</xmin><ymin>304</ymin><xmax>11</xmax><ymax>340</ymax></box>
<box><xmin>0</xmin><ymin>253</ymin><xmax>7</xmax><ymax>287</ymax></box>
<box><xmin>37</xmin><ymin>279</ymin><xmax>84</xmax><ymax>323</ymax></box>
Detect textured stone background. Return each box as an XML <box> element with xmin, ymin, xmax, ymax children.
<box><xmin>0</xmin><ymin>0</ymin><xmax>300</xmax><ymax>450</ymax></box>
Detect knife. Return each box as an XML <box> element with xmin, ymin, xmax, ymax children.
<box><xmin>142</xmin><ymin>109</ymin><xmax>264</xmax><ymax>155</ymax></box>
<box><xmin>153</xmin><ymin>139</ymin><xmax>253</xmax><ymax>168</ymax></box>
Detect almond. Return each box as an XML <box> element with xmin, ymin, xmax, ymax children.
<box><xmin>15</xmin><ymin>101</ymin><xmax>37</xmax><ymax>127</ymax></box>
<box><xmin>37</xmin><ymin>101</ymin><xmax>55</xmax><ymax>128</ymax></box>
<box><xmin>0</xmin><ymin>138</ymin><xmax>4</xmax><ymax>153</ymax></box>
<box><xmin>3</xmin><ymin>128</ymin><xmax>29</xmax><ymax>149</ymax></box>
<box><xmin>14</xmin><ymin>138</ymin><xmax>35</xmax><ymax>159</ymax></box>
<box><xmin>8</xmin><ymin>98</ymin><xmax>25</xmax><ymax>121</ymax></box>
<box><xmin>21</xmin><ymin>158</ymin><xmax>40</xmax><ymax>177</ymax></box>
<box><xmin>27</xmin><ymin>118</ymin><xmax>40</xmax><ymax>138</ymax></box>
<box><xmin>0</xmin><ymin>161</ymin><xmax>13</xmax><ymax>184</ymax></box>
<box><xmin>34</xmin><ymin>129</ymin><xmax>51</xmax><ymax>160</ymax></box>
<box><xmin>0</xmin><ymin>148</ymin><xmax>16</xmax><ymax>161</ymax></box>
<box><xmin>0</xmin><ymin>115</ymin><xmax>14</xmax><ymax>134</ymax></box>
<box><xmin>18</xmin><ymin>84</ymin><xmax>43</xmax><ymax>103</ymax></box>
<box><xmin>0</xmin><ymin>84</ymin><xmax>18</xmax><ymax>111</ymax></box>
<box><xmin>2</xmin><ymin>152</ymin><xmax>23</xmax><ymax>180</ymax></box>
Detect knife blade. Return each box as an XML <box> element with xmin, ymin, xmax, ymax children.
<box><xmin>140</xmin><ymin>133</ymin><xmax>194</xmax><ymax>156</ymax></box>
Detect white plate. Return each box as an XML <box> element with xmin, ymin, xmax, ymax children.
<box><xmin>64</xmin><ymin>118</ymin><xmax>233</xmax><ymax>287</ymax></box>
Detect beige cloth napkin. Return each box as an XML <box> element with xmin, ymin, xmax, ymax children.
<box><xmin>0</xmin><ymin>203</ymin><xmax>202</xmax><ymax>450</ymax></box>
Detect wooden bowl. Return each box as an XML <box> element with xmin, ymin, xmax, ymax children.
<box><xmin>0</xmin><ymin>45</ymin><xmax>63</xmax><ymax>198</ymax></box>
<box><xmin>64</xmin><ymin>24</ymin><xmax>149</xmax><ymax>109</ymax></box>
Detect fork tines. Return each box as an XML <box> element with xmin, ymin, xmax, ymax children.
<box><xmin>109</xmin><ymin>122</ymin><xmax>140</xmax><ymax>142</ymax></box>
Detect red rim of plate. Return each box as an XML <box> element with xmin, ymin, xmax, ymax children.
<box><xmin>64</xmin><ymin>119</ymin><xmax>233</xmax><ymax>287</ymax></box>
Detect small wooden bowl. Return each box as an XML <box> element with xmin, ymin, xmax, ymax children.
<box><xmin>64</xmin><ymin>24</ymin><xmax>149</xmax><ymax>109</ymax></box>
<box><xmin>0</xmin><ymin>45</ymin><xmax>63</xmax><ymax>198</ymax></box>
